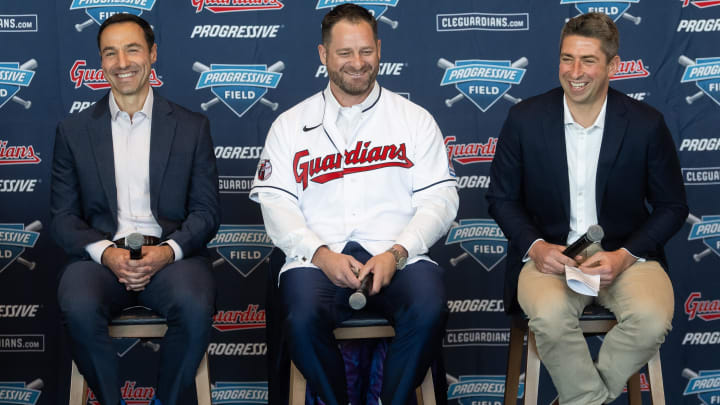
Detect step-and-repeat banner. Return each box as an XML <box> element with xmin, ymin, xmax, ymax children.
<box><xmin>1</xmin><ymin>1</ymin><xmax>719</xmax><ymax>404</ymax></box>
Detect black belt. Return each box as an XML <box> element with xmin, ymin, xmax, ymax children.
<box><xmin>114</xmin><ymin>235</ymin><xmax>160</xmax><ymax>248</ymax></box>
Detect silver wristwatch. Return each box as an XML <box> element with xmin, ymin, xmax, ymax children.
<box><xmin>387</xmin><ymin>247</ymin><xmax>408</xmax><ymax>270</ymax></box>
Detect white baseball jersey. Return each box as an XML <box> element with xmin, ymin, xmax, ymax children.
<box><xmin>250</xmin><ymin>83</ymin><xmax>458</xmax><ymax>273</ymax></box>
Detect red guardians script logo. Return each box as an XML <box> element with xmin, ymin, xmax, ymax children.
<box><xmin>685</xmin><ymin>292</ymin><xmax>720</xmax><ymax>321</ymax></box>
<box><xmin>212</xmin><ymin>304</ymin><xmax>266</xmax><ymax>332</ymax></box>
<box><xmin>69</xmin><ymin>60</ymin><xmax>163</xmax><ymax>90</ymax></box>
<box><xmin>445</xmin><ymin>136</ymin><xmax>496</xmax><ymax>165</ymax></box>
<box><xmin>610</xmin><ymin>59</ymin><xmax>650</xmax><ymax>81</ymax></box>
<box><xmin>0</xmin><ymin>140</ymin><xmax>41</xmax><ymax>165</ymax></box>
<box><xmin>294</xmin><ymin>141</ymin><xmax>414</xmax><ymax>190</ymax></box>
<box><xmin>192</xmin><ymin>0</ymin><xmax>284</xmax><ymax>13</ymax></box>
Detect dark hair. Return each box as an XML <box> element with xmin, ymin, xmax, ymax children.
<box><xmin>97</xmin><ymin>14</ymin><xmax>155</xmax><ymax>51</ymax></box>
<box><xmin>321</xmin><ymin>3</ymin><xmax>377</xmax><ymax>45</ymax></box>
<box><xmin>560</xmin><ymin>12</ymin><xmax>619</xmax><ymax>62</ymax></box>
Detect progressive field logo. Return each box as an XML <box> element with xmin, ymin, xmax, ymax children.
<box><xmin>208</xmin><ymin>225</ymin><xmax>274</xmax><ymax>277</ymax></box>
<box><xmin>316</xmin><ymin>0</ymin><xmax>400</xmax><ymax>29</ymax></box>
<box><xmin>561</xmin><ymin>0</ymin><xmax>642</xmax><ymax>25</ymax></box>
<box><xmin>0</xmin><ymin>222</ymin><xmax>41</xmax><ymax>274</ymax></box>
<box><xmin>679</xmin><ymin>55</ymin><xmax>720</xmax><ymax>106</ymax></box>
<box><xmin>445</xmin><ymin>219</ymin><xmax>507</xmax><ymax>271</ymax></box>
<box><xmin>70</xmin><ymin>0</ymin><xmax>157</xmax><ymax>32</ymax></box>
<box><xmin>686</xmin><ymin>213</ymin><xmax>720</xmax><ymax>262</ymax></box>
<box><xmin>0</xmin><ymin>59</ymin><xmax>36</xmax><ymax>110</ymax></box>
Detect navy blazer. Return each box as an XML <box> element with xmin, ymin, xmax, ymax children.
<box><xmin>486</xmin><ymin>87</ymin><xmax>688</xmax><ymax>313</ymax></box>
<box><xmin>50</xmin><ymin>92</ymin><xmax>220</xmax><ymax>261</ymax></box>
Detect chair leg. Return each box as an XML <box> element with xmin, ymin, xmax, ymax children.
<box><xmin>626</xmin><ymin>372</ymin><xmax>642</xmax><ymax>405</ymax></box>
<box><xmin>69</xmin><ymin>361</ymin><xmax>88</xmax><ymax>405</ymax></box>
<box><xmin>505</xmin><ymin>322</ymin><xmax>526</xmax><ymax>404</ymax></box>
<box><xmin>289</xmin><ymin>361</ymin><xmax>306</xmax><ymax>405</ymax></box>
<box><xmin>646</xmin><ymin>350</ymin><xmax>665</xmax><ymax>405</ymax></box>
<box><xmin>195</xmin><ymin>352</ymin><xmax>212</xmax><ymax>405</ymax></box>
<box><xmin>416</xmin><ymin>367</ymin><xmax>435</xmax><ymax>405</ymax></box>
<box><xmin>524</xmin><ymin>331</ymin><xmax>541</xmax><ymax>405</ymax></box>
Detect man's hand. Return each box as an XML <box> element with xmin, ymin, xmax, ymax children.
<box><xmin>528</xmin><ymin>240</ymin><xmax>577</xmax><ymax>275</ymax></box>
<box><xmin>102</xmin><ymin>247</ymin><xmax>151</xmax><ymax>291</ymax></box>
<box><xmin>579</xmin><ymin>249</ymin><xmax>637</xmax><ymax>288</ymax></box>
<box><xmin>312</xmin><ymin>246</ymin><xmax>364</xmax><ymax>289</ymax></box>
<box><xmin>357</xmin><ymin>250</ymin><xmax>398</xmax><ymax>296</ymax></box>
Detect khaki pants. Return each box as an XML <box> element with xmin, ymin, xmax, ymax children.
<box><xmin>517</xmin><ymin>246</ymin><xmax>674</xmax><ymax>405</ymax></box>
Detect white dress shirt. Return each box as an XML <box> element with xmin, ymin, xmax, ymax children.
<box><xmin>85</xmin><ymin>89</ymin><xmax>183</xmax><ymax>264</ymax></box>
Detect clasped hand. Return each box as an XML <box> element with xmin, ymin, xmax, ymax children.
<box><xmin>312</xmin><ymin>246</ymin><xmax>397</xmax><ymax>295</ymax></box>
<box><xmin>102</xmin><ymin>245</ymin><xmax>174</xmax><ymax>291</ymax></box>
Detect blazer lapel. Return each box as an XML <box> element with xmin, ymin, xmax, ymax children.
<box><xmin>595</xmin><ymin>89</ymin><xmax>628</xmax><ymax>215</ymax></box>
<box><xmin>149</xmin><ymin>95</ymin><xmax>176</xmax><ymax>212</ymax></box>
<box><xmin>542</xmin><ymin>89</ymin><xmax>571</xmax><ymax>223</ymax></box>
<box><xmin>89</xmin><ymin>94</ymin><xmax>118</xmax><ymax>219</ymax></box>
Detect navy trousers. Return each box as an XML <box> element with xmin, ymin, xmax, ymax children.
<box><xmin>280</xmin><ymin>242</ymin><xmax>448</xmax><ymax>405</ymax></box>
<box><xmin>57</xmin><ymin>256</ymin><xmax>216</xmax><ymax>405</ymax></box>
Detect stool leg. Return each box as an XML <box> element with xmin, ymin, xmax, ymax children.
<box><xmin>524</xmin><ymin>331</ymin><xmax>541</xmax><ymax>405</ymax></box>
<box><xmin>289</xmin><ymin>361</ymin><xmax>307</xmax><ymax>405</ymax></box>
<box><xmin>626</xmin><ymin>373</ymin><xmax>641</xmax><ymax>405</ymax></box>
<box><xmin>416</xmin><ymin>367</ymin><xmax>435</xmax><ymax>405</ymax></box>
<box><xmin>195</xmin><ymin>352</ymin><xmax>212</xmax><ymax>405</ymax></box>
<box><xmin>69</xmin><ymin>361</ymin><xmax>88</xmax><ymax>405</ymax></box>
<box><xmin>505</xmin><ymin>322</ymin><xmax>525</xmax><ymax>404</ymax></box>
<box><xmin>647</xmin><ymin>350</ymin><xmax>665</xmax><ymax>405</ymax></box>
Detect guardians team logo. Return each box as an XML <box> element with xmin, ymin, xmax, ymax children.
<box><xmin>69</xmin><ymin>0</ymin><xmax>157</xmax><ymax>33</ymax></box>
<box><xmin>444</xmin><ymin>136</ymin><xmax>496</xmax><ymax>165</ymax></box>
<box><xmin>437</xmin><ymin>57</ymin><xmax>527</xmax><ymax>112</ymax></box>
<box><xmin>679</xmin><ymin>55</ymin><xmax>720</xmax><ymax>106</ymax></box>
<box><xmin>685</xmin><ymin>292</ymin><xmax>720</xmax><ymax>321</ymax></box>
<box><xmin>686</xmin><ymin>213</ymin><xmax>720</xmax><ymax>262</ymax></box>
<box><xmin>445</xmin><ymin>219</ymin><xmax>507</xmax><ymax>271</ymax></box>
<box><xmin>0</xmin><ymin>221</ymin><xmax>41</xmax><ymax>275</ymax></box>
<box><xmin>610</xmin><ymin>58</ymin><xmax>650</xmax><ymax>80</ymax></box>
<box><xmin>0</xmin><ymin>141</ymin><xmax>41</xmax><ymax>166</ymax></box>
<box><xmin>0</xmin><ymin>380</ymin><xmax>43</xmax><ymax>405</ymax></box>
<box><xmin>69</xmin><ymin>60</ymin><xmax>163</xmax><ymax>90</ymax></box>
<box><xmin>192</xmin><ymin>0</ymin><xmax>283</xmax><ymax>13</ymax></box>
<box><xmin>88</xmin><ymin>381</ymin><xmax>154</xmax><ymax>405</ymax></box>
<box><xmin>446</xmin><ymin>374</ymin><xmax>522</xmax><ymax>404</ymax></box>
<box><xmin>682</xmin><ymin>368</ymin><xmax>720</xmax><ymax>404</ymax></box>
<box><xmin>208</xmin><ymin>225</ymin><xmax>274</xmax><ymax>277</ymax></box>
<box><xmin>682</xmin><ymin>0</ymin><xmax>720</xmax><ymax>8</ymax></box>
<box><xmin>316</xmin><ymin>0</ymin><xmax>400</xmax><ymax>29</ymax></box>
<box><xmin>212</xmin><ymin>381</ymin><xmax>268</xmax><ymax>404</ymax></box>
<box><xmin>213</xmin><ymin>305</ymin><xmax>266</xmax><ymax>332</ymax></box>
<box><xmin>0</xmin><ymin>59</ymin><xmax>36</xmax><ymax>110</ymax></box>
<box><xmin>193</xmin><ymin>61</ymin><xmax>284</xmax><ymax>117</ymax></box>
<box><xmin>561</xmin><ymin>0</ymin><xmax>642</xmax><ymax>25</ymax></box>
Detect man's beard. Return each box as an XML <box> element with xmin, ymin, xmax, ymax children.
<box><xmin>328</xmin><ymin>63</ymin><xmax>379</xmax><ymax>96</ymax></box>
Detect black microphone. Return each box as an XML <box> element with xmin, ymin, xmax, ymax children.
<box><xmin>562</xmin><ymin>224</ymin><xmax>604</xmax><ymax>258</ymax></box>
<box><xmin>349</xmin><ymin>273</ymin><xmax>373</xmax><ymax>310</ymax></box>
<box><xmin>126</xmin><ymin>232</ymin><xmax>144</xmax><ymax>260</ymax></box>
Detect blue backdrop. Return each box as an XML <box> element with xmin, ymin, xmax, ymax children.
<box><xmin>1</xmin><ymin>1</ymin><xmax>719</xmax><ymax>404</ymax></box>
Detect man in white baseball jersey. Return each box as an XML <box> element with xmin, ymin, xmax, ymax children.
<box><xmin>250</xmin><ymin>4</ymin><xmax>458</xmax><ymax>404</ymax></box>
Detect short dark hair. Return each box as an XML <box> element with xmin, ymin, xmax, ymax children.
<box><xmin>560</xmin><ymin>12</ymin><xmax>619</xmax><ymax>62</ymax></box>
<box><xmin>321</xmin><ymin>3</ymin><xmax>377</xmax><ymax>45</ymax></box>
<box><xmin>97</xmin><ymin>14</ymin><xmax>155</xmax><ymax>51</ymax></box>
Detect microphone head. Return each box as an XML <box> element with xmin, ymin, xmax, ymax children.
<box><xmin>126</xmin><ymin>232</ymin><xmax>145</xmax><ymax>250</ymax></box>
<box><xmin>586</xmin><ymin>225</ymin><xmax>604</xmax><ymax>243</ymax></box>
<box><xmin>349</xmin><ymin>291</ymin><xmax>367</xmax><ymax>310</ymax></box>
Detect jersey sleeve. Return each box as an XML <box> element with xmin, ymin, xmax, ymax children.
<box><xmin>249</xmin><ymin>118</ymin><xmax>298</xmax><ymax>202</ymax></box>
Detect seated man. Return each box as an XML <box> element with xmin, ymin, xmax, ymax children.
<box><xmin>487</xmin><ymin>12</ymin><xmax>688</xmax><ymax>405</ymax></box>
<box><xmin>250</xmin><ymin>5</ymin><xmax>458</xmax><ymax>404</ymax></box>
<box><xmin>51</xmin><ymin>14</ymin><xmax>220</xmax><ymax>405</ymax></box>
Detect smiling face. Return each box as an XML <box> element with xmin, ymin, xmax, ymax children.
<box><xmin>559</xmin><ymin>35</ymin><xmax>618</xmax><ymax>110</ymax></box>
<box><xmin>99</xmin><ymin>21</ymin><xmax>157</xmax><ymax>102</ymax></box>
<box><xmin>318</xmin><ymin>19</ymin><xmax>380</xmax><ymax>107</ymax></box>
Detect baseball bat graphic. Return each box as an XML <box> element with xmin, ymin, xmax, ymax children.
<box><xmin>678</xmin><ymin>55</ymin><xmax>706</xmax><ymax>105</ymax></box>
<box><xmin>10</xmin><ymin>59</ymin><xmax>38</xmax><ymax>109</ymax></box>
<box><xmin>621</xmin><ymin>12</ymin><xmax>642</xmax><ymax>25</ymax></box>
<box><xmin>437</xmin><ymin>57</ymin><xmax>527</xmax><ymax>107</ymax></box>
<box><xmin>378</xmin><ymin>15</ymin><xmax>399</xmax><ymax>29</ymax></box>
<box><xmin>682</xmin><ymin>368</ymin><xmax>699</xmax><ymax>380</ymax></box>
<box><xmin>75</xmin><ymin>18</ymin><xmax>95</xmax><ymax>32</ymax></box>
<box><xmin>450</xmin><ymin>252</ymin><xmax>470</xmax><ymax>267</ymax></box>
<box><xmin>686</xmin><ymin>213</ymin><xmax>712</xmax><ymax>262</ymax></box>
<box><xmin>142</xmin><ymin>340</ymin><xmax>161</xmax><ymax>352</ymax></box>
<box><xmin>14</xmin><ymin>220</ymin><xmax>42</xmax><ymax>270</ymax></box>
<box><xmin>193</xmin><ymin>61</ymin><xmax>284</xmax><ymax>112</ymax></box>
<box><xmin>26</xmin><ymin>378</ymin><xmax>44</xmax><ymax>389</ymax></box>
<box><xmin>212</xmin><ymin>257</ymin><xmax>226</xmax><ymax>268</ymax></box>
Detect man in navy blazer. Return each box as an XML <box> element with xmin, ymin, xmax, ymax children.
<box><xmin>487</xmin><ymin>13</ymin><xmax>687</xmax><ymax>404</ymax></box>
<box><xmin>51</xmin><ymin>14</ymin><xmax>219</xmax><ymax>405</ymax></box>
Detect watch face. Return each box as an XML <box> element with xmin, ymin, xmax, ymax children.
<box><xmin>397</xmin><ymin>256</ymin><xmax>407</xmax><ymax>270</ymax></box>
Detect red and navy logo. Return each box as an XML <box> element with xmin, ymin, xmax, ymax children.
<box><xmin>682</xmin><ymin>0</ymin><xmax>720</xmax><ymax>8</ymax></box>
<box><xmin>212</xmin><ymin>304</ymin><xmax>266</xmax><ymax>332</ymax></box>
<box><xmin>69</xmin><ymin>0</ymin><xmax>157</xmax><ymax>33</ymax></box>
<box><xmin>69</xmin><ymin>60</ymin><xmax>163</xmax><ymax>91</ymax></box>
<box><xmin>445</xmin><ymin>136</ymin><xmax>496</xmax><ymax>165</ymax></box>
<box><xmin>0</xmin><ymin>141</ymin><xmax>41</xmax><ymax>166</ymax></box>
<box><xmin>685</xmin><ymin>292</ymin><xmax>720</xmax><ymax>321</ymax></box>
<box><xmin>610</xmin><ymin>58</ymin><xmax>650</xmax><ymax>81</ymax></box>
<box><xmin>256</xmin><ymin>159</ymin><xmax>272</xmax><ymax>181</ymax></box>
<box><xmin>88</xmin><ymin>381</ymin><xmax>154</xmax><ymax>405</ymax></box>
<box><xmin>445</xmin><ymin>219</ymin><xmax>507</xmax><ymax>271</ymax></box>
<box><xmin>208</xmin><ymin>225</ymin><xmax>274</xmax><ymax>277</ymax></box>
<box><xmin>192</xmin><ymin>0</ymin><xmax>284</xmax><ymax>13</ymax></box>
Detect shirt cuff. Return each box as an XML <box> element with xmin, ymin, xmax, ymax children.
<box><xmin>295</xmin><ymin>234</ymin><xmax>325</xmax><ymax>266</ymax></box>
<box><xmin>621</xmin><ymin>247</ymin><xmax>645</xmax><ymax>263</ymax></box>
<box><xmin>85</xmin><ymin>239</ymin><xmax>115</xmax><ymax>265</ymax></box>
<box><xmin>523</xmin><ymin>238</ymin><xmax>545</xmax><ymax>262</ymax></box>
<box><xmin>394</xmin><ymin>231</ymin><xmax>425</xmax><ymax>261</ymax></box>
<box><xmin>163</xmin><ymin>240</ymin><xmax>184</xmax><ymax>262</ymax></box>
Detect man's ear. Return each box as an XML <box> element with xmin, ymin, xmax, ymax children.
<box><xmin>318</xmin><ymin>44</ymin><xmax>327</xmax><ymax>66</ymax></box>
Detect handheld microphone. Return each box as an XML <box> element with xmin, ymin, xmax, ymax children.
<box><xmin>349</xmin><ymin>273</ymin><xmax>374</xmax><ymax>310</ymax></box>
<box><xmin>126</xmin><ymin>233</ymin><xmax>144</xmax><ymax>260</ymax></box>
<box><xmin>562</xmin><ymin>225</ymin><xmax>604</xmax><ymax>259</ymax></box>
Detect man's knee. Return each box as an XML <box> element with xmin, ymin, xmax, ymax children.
<box><xmin>528</xmin><ymin>301</ymin><xmax>579</xmax><ymax>341</ymax></box>
<box><xmin>620</xmin><ymin>309</ymin><xmax>673</xmax><ymax>346</ymax></box>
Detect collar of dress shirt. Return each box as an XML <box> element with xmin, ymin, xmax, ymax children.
<box><xmin>563</xmin><ymin>94</ymin><xmax>607</xmax><ymax>131</ymax></box>
<box><xmin>108</xmin><ymin>88</ymin><xmax>154</xmax><ymax>122</ymax></box>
